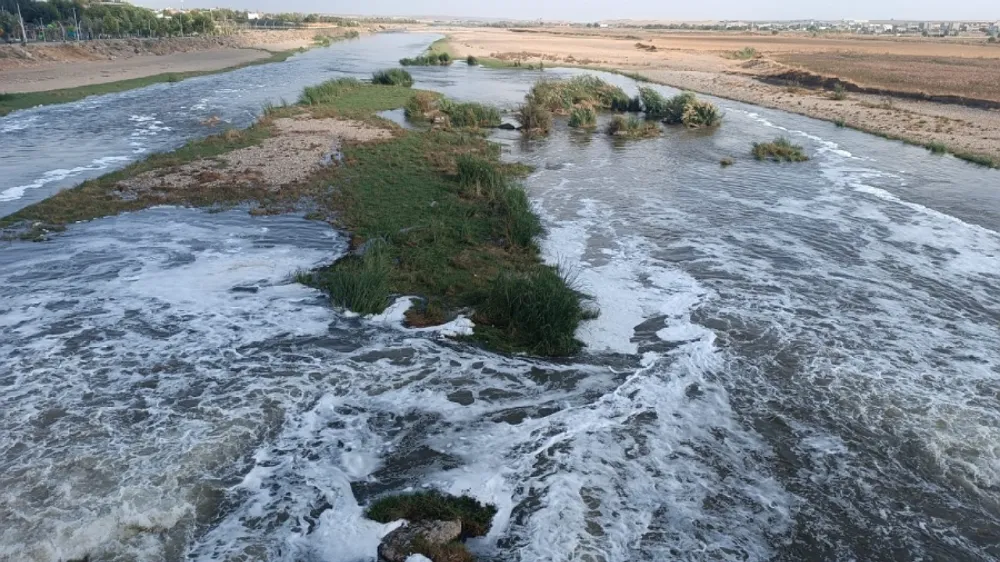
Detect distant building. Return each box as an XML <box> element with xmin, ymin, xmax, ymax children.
<box><xmin>247</xmin><ymin>12</ymin><xmax>260</xmax><ymax>20</ymax></box>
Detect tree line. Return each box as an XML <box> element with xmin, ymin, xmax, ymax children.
<box><xmin>0</xmin><ymin>0</ymin><xmax>220</xmax><ymax>42</ymax></box>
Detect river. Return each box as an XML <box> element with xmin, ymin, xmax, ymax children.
<box><xmin>1</xmin><ymin>33</ymin><xmax>999</xmax><ymax>562</ymax></box>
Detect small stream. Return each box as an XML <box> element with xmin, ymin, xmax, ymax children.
<box><xmin>2</xmin><ymin>33</ymin><xmax>999</xmax><ymax>562</ymax></box>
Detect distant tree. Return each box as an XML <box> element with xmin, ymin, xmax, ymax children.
<box><xmin>102</xmin><ymin>14</ymin><xmax>119</xmax><ymax>35</ymax></box>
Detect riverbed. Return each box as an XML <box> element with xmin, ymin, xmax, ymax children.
<box><xmin>1</xmin><ymin>33</ymin><xmax>999</xmax><ymax>562</ymax></box>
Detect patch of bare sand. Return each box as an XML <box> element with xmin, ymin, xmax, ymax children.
<box><xmin>117</xmin><ymin>117</ymin><xmax>391</xmax><ymax>199</ymax></box>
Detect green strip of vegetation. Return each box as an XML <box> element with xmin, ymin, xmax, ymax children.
<box><xmin>5</xmin><ymin>74</ymin><xmax>592</xmax><ymax>355</ymax></box>
<box><xmin>0</xmin><ymin>48</ymin><xmax>302</xmax><ymax>117</ymax></box>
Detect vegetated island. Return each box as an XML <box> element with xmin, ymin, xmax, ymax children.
<box><xmin>0</xmin><ymin>68</ymin><xmax>597</xmax><ymax>357</ymax></box>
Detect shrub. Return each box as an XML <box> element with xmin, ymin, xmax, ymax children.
<box><xmin>834</xmin><ymin>118</ymin><xmax>846</xmax><ymax>127</ymax></box>
<box><xmin>751</xmin><ymin>138</ymin><xmax>809</xmax><ymax>162</ymax></box>
<box><xmin>400</xmin><ymin>53</ymin><xmax>454</xmax><ymax>66</ymax></box>
<box><xmin>638</xmin><ymin>86</ymin><xmax>671</xmax><ymax>118</ymax></box>
<box><xmin>366</xmin><ymin>491</ymin><xmax>498</xmax><ymax>538</ymax></box>
<box><xmin>467</xmin><ymin>54</ymin><xmax>479</xmax><ymax>65</ymax></box>
<box><xmin>496</xmin><ymin>184</ymin><xmax>543</xmax><ymax>248</ymax></box>
<box><xmin>516</xmin><ymin>97</ymin><xmax>553</xmax><ymax>135</ymax></box>
<box><xmin>479</xmin><ymin>267</ymin><xmax>587</xmax><ymax>356</ymax></box>
<box><xmin>568</xmin><ymin>104</ymin><xmax>597</xmax><ymax>128</ymax></box>
<box><xmin>829</xmin><ymin>83</ymin><xmax>848</xmax><ymax>100</ymax></box>
<box><xmin>345</xmin><ymin>30</ymin><xmax>360</xmax><ymax>39</ymax></box>
<box><xmin>457</xmin><ymin>154</ymin><xmax>505</xmax><ymax>199</ymax></box>
<box><xmin>527</xmin><ymin>76</ymin><xmax>630</xmax><ymax>114</ymax></box>
<box><xmin>298</xmin><ymin>240</ymin><xmax>391</xmax><ymax>314</ymax></box>
<box><xmin>606</xmin><ymin>114</ymin><xmax>661</xmax><ymax>138</ymax></box>
<box><xmin>733</xmin><ymin>47</ymin><xmax>758</xmax><ymax>60</ymax></box>
<box><xmin>439</xmin><ymin>99</ymin><xmax>502</xmax><ymax>128</ymax></box>
<box><xmin>404</xmin><ymin>91</ymin><xmax>439</xmax><ymax>121</ymax></box>
<box><xmin>988</xmin><ymin>36</ymin><xmax>997</xmax><ymax>43</ymax></box>
<box><xmin>371</xmin><ymin>68</ymin><xmax>413</xmax><ymax>87</ymax></box>
<box><xmin>680</xmin><ymin>99</ymin><xmax>722</xmax><ymax>127</ymax></box>
<box><xmin>299</xmin><ymin>77</ymin><xmax>362</xmax><ymax>105</ymax></box>
<box><xmin>313</xmin><ymin>34</ymin><xmax>332</xmax><ymax>47</ymax></box>
<box><xmin>926</xmin><ymin>141</ymin><xmax>947</xmax><ymax>154</ymax></box>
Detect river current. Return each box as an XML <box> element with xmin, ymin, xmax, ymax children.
<box><xmin>1</xmin><ymin>34</ymin><xmax>999</xmax><ymax>562</ymax></box>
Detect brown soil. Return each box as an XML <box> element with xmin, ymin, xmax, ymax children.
<box><xmin>442</xmin><ymin>27</ymin><xmax>1000</xmax><ymax>164</ymax></box>
<box><xmin>116</xmin><ymin>116</ymin><xmax>391</xmax><ymax>200</ymax></box>
<box><xmin>771</xmin><ymin>52</ymin><xmax>1000</xmax><ymax>104</ymax></box>
<box><xmin>0</xmin><ymin>28</ymin><xmax>370</xmax><ymax>93</ymax></box>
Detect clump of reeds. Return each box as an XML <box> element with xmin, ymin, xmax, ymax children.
<box><xmin>751</xmin><ymin>137</ymin><xmax>809</xmax><ymax>162</ymax></box>
<box><xmin>439</xmin><ymin>99</ymin><xmax>502</xmax><ymax>128</ymax></box>
<box><xmin>371</xmin><ymin>68</ymin><xmax>414</xmax><ymax>87</ymax></box>
<box><xmin>568</xmin><ymin>104</ymin><xmax>597</xmax><ymax>128</ymax></box>
<box><xmin>515</xmin><ymin>96</ymin><xmax>553</xmax><ymax>135</ymax></box>
<box><xmin>606</xmin><ymin>114</ymin><xmax>661</xmax><ymax>138</ymax></box>
<box><xmin>297</xmin><ymin>240</ymin><xmax>391</xmax><ymax>314</ymax></box>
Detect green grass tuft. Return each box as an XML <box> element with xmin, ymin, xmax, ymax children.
<box><xmin>366</xmin><ymin>491</ymin><xmax>498</xmax><ymax>538</ymax></box>
<box><xmin>372</xmin><ymin>68</ymin><xmax>414</xmax><ymax>87</ymax></box>
<box><xmin>457</xmin><ymin>153</ymin><xmax>505</xmax><ymax>198</ymax></box>
<box><xmin>606</xmin><ymin>114</ymin><xmax>661</xmax><ymax>138</ymax></box>
<box><xmin>752</xmin><ymin>137</ymin><xmax>809</xmax><ymax>162</ymax></box>
<box><xmin>477</xmin><ymin>266</ymin><xmax>589</xmax><ymax>356</ymax></box>
<box><xmin>298</xmin><ymin>240</ymin><xmax>392</xmax><ymax>315</ymax></box>
<box><xmin>926</xmin><ymin>141</ymin><xmax>948</xmax><ymax>154</ymax></box>
<box><xmin>568</xmin><ymin>104</ymin><xmax>598</xmax><ymax>128</ymax></box>
<box><xmin>496</xmin><ymin>184</ymin><xmax>543</xmax><ymax>248</ymax></box>
<box><xmin>834</xmin><ymin>118</ymin><xmax>846</xmax><ymax>127</ymax></box>
<box><xmin>732</xmin><ymin>46</ymin><xmax>759</xmax><ymax>60</ymax></box>
<box><xmin>439</xmin><ymin>99</ymin><xmax>502</xmax><ymax>128</ymax></box>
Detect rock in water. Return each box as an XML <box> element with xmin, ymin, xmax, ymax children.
<box><xmin>378</xmin><ymin>519</ymin><xmax>462</xmax><ymax>562</ymax></box>
<box><xmin>405</xmin><ymin>556</ymin><xmax>433</xmax><ymax>562</ymax></box>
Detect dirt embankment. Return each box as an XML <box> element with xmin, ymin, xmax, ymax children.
<box><xmin>0</xmin><ymin>29</ymin><xmax>351</xmax><ymax>71</ymax></box>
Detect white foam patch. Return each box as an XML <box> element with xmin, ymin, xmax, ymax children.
<box><xmin>0</xmin><ymin>155</ymin><xmax>132</xmax><ymax>202</ymax></box>
<box><xmin>538</xmin><ymin>198</ymin><xmax>708</xmax><ymax>355</ymax></box>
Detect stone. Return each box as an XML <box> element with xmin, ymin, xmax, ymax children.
<box><xmin>498</xmin><ymin>122</ymin><xmax>519</xmax><ymax>130</ymax></box>
<box><xmin>378</xmin><ymin>519</ymin><xmax>462</xmax><ymax>562</ymax></box>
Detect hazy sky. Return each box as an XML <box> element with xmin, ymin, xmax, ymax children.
<box><xmin>148</xmin><ymin>0</ymin><xmax>997</xmax><ymax>21</ymax></box>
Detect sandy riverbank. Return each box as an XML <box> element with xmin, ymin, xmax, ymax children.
<box><xmin>442</xmin><ymin>28</ymin><xmax>1000</xmax><ymax>165</ymax></box>
<box><xmin>0</xmin><ymin>29</ymin><xmax>359</xmax><ymax>94</ymax></box>
<box><xmin>0</xmin><ymin>48</ymin><xmax>276</xmax><ymax>93</ymax></box>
